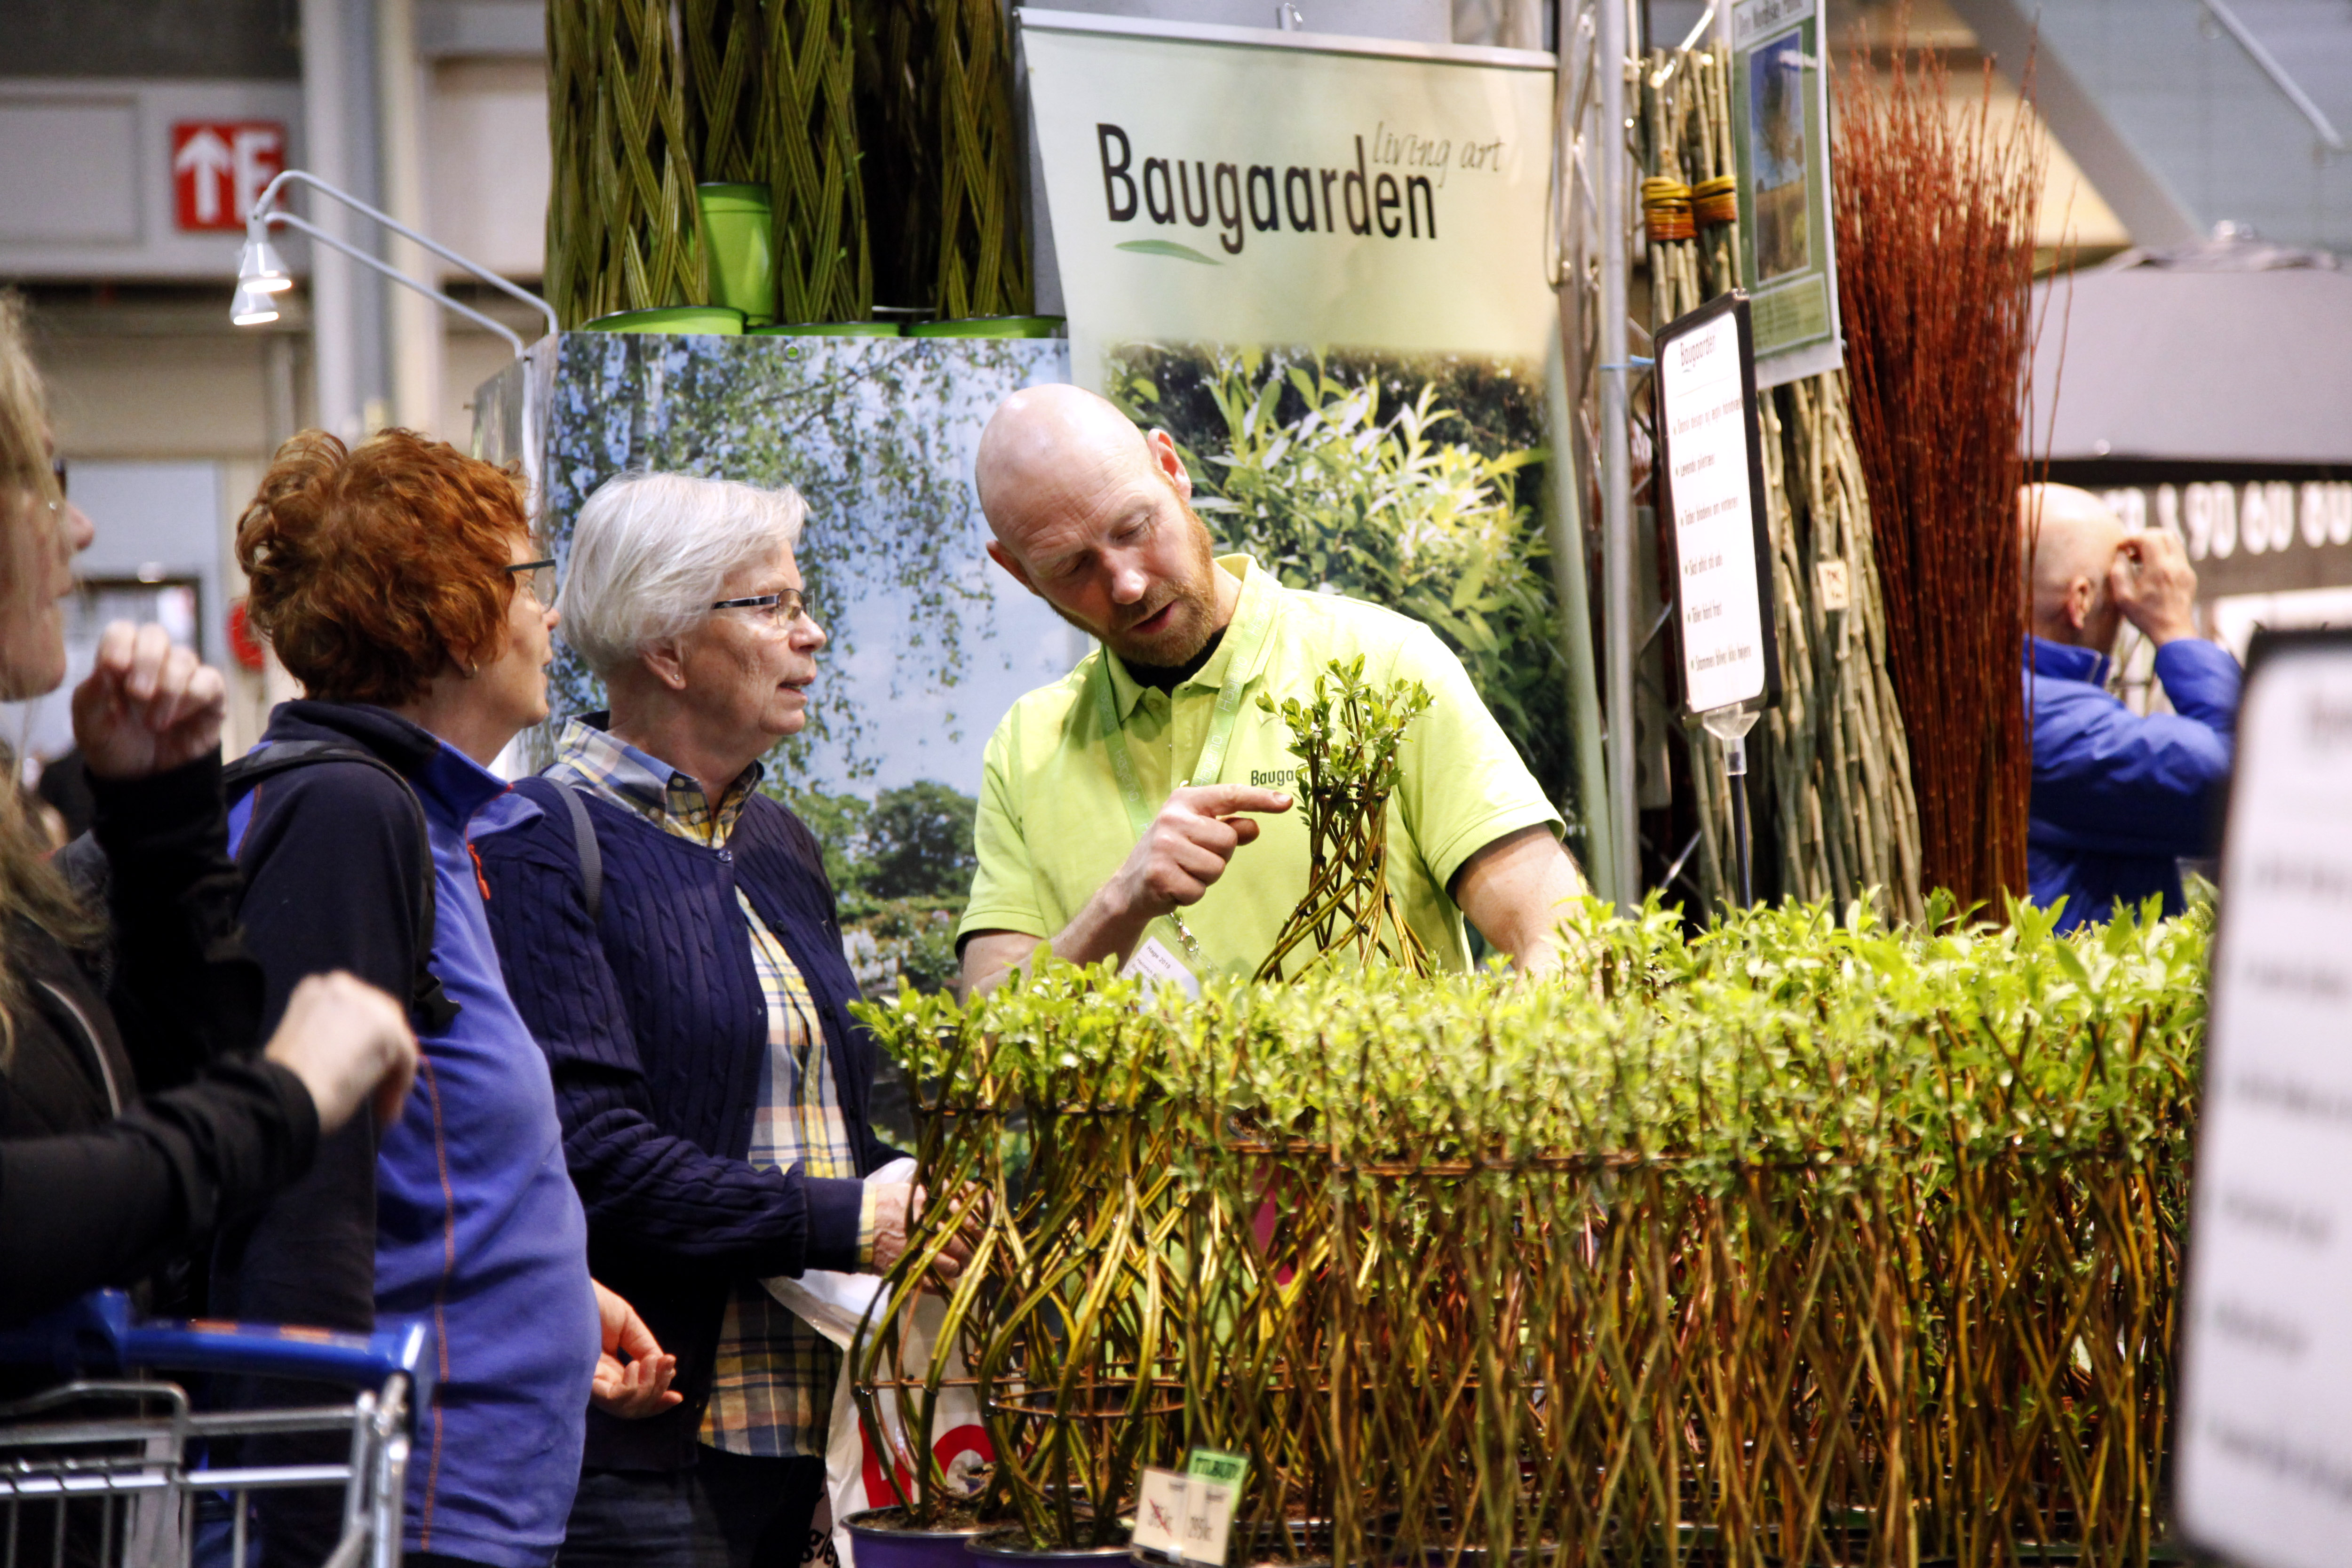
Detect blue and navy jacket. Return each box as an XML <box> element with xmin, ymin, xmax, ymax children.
<box><xmin>470</xmin><ymin>737</ymin><xmax>895</xmax><ymax>1472</ymax></box>
<box><xmin>2025</xmin><ymin>635</ymin><xmax>2242</xmax><ymax>931</ymax></box>
<box><xmin>211</xmin><ymin>701</ymin><xmax>598</xmax><ymax>1568</ymax></box>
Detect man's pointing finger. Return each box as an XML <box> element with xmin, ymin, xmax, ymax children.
<box><xmin>1179</xmin><ymin>783</ymin><xmax>1293</xmax><ymax>818</ymax></box>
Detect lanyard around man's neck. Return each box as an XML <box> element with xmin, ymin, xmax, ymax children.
<box><xmin>1094</xmin><ymin>574</ymin><xmax>1277</xmax><ymax>844</ymax></box>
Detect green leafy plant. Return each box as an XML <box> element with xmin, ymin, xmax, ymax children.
<box><xmin>1254</xmin><ymin>657</ymin><xmax>1432</xmax><ymax>982</ymax></box>
<box><xmin>855</xmin><ymin>894</ymin><xmax>2207</xmax><ymax>1564</ymax></box>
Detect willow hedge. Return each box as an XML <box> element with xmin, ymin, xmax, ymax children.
<box><xmin>851</xmin><ymin>896</ymin><xmax>2204</xmax><ymax>1567</ymax></box>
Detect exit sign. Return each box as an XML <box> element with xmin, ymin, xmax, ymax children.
<box><xmin>171</xmin><ymin>120</ymin><xmax>285</xmax><ymax>231</ymax></box>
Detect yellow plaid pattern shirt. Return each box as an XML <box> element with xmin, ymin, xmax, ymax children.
<box><xmin>551</xmin><ymin>718</ymin><xmax>875</xmax><ymax>1459</ymax></box>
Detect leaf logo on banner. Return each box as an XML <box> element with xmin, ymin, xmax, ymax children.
<box><xmin>1117</xmin><ymin>239</ymin><xmax>1222</xmax><ymax>265</ymax></box>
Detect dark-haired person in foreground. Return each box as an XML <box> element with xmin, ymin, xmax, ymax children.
<box><xmin>213</xmin><ymin>430</ymin><xmax>676</xmax><ymax>1568</ymax></box>
<box><xmin>0</xmin><ymin>291</ymin><xmax>416</xmax><ymax>1329</ymax></box>
<box><xmin>957</xmin><ymin>385</ymin><xmax>1587</xmax><ymax>994</ymax></box>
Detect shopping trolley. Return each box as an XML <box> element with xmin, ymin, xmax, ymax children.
<box><xmin>0</xmin><ymin>1291</ymin><xmax>430</xmax><ymax>1568</ymax></box>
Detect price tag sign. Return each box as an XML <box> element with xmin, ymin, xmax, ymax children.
<box><xmin>2181</xmin><ymin>629</ymin><xmax>2352</xmax><ymax>1568</ymax></box>
<box><xmin>1653</xmin><ymin>291</ymin><xmax>1779</xmax><ymax>720</ymax></box>
<box><xmin>1131</xmin><ymin>1452</ymin><xmax>1246</xmax><ymax>1565</ymax></box>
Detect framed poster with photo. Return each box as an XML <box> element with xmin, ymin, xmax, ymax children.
<box><xmin>1730</xmin><ymin>0</ymin><xmax>1842</xmax><ymax>386</ymax></box>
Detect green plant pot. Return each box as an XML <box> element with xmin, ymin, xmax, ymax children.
<box><xmin>749</xmin><ymin>320</ymin><xmax>905</xmax><ymax>337</ymax></box>
<box><xmin>697</xmin><ymin>182</ymin><xmax>776</xmax><ymax>326</ymax></box>
<box><xmin>578</xmin><ymin>306</ymin><xmax>745</xmax><ymax>336</ymax></box>
<box><xmin>905</xmin><ymin>316</ymin><xmax>1065</xmax><ymax>339</ymax></box>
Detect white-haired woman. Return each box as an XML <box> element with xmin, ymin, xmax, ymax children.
<box><xmin>473</xmin><ymin>472</ymin><xmax>962</xmax><ymax>1568</ymax></box>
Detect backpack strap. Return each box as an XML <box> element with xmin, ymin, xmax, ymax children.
<box><xmin>554</xmin><ymin>779</ymin><xmax>604</xmax><ymax>926</ymax></box>
<box><xmin>226</xmin><ymin>741</ymin><xmax>460</xmax><ymax>1034</ymax></box>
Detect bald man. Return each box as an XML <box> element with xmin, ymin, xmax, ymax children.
<box><xmin>2020</xmin><ymin>483</ymin><xmax>2241</xmax><ymax>930</ymax></box>
<box><xmin>955</xmin><ymin>384</ymin><xmax>1586</xmax><ymax>994</ymax></box>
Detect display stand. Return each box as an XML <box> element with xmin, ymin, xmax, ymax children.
<box><xmin>2179</xmin><ymin>628</ymin><xmax>2352</xmax><ymax>1568</ymax></box>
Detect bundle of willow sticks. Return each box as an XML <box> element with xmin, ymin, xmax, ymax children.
<box><xmin>1835</xmin><ymin>37</ymin><xmax>2042</xmax><ymax>911</ymax></box>
<box><xmin>1638</xmin><ymin>45</ymin><xmax>1926</xmax><ymax>922</ymax></box>
<box><xmin>1254</xmin><ymin>661</ymin><xmax>1435</xmax><ymax>983</ymax></box>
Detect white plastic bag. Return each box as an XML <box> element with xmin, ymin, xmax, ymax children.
<box><xmin>764</xmin><ymin>1161</ymin><xmax>990</xmax><ymax>1568</ymax></box>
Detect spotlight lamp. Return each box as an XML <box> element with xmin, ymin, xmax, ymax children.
<box><xmin>230</xmin><ymin>284</ymin><xmax>282</xmax><ymax>327</ymax></box>
<box><xmin>226</xmin><ymin>169</ymin><xmax>557</xmax><ymax>356</ymax></box>
<box><xmin>235</xmin><ymin>230</ymin><xmax>294</xmax><ymax>294</ymax></box>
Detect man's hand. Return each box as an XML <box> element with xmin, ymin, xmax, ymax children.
<box><xmin>1110</xmin><ymin>783</ymin><xmax>1292</xmax><ymax>923</ymax></box>
<box><xmin>959</xmin><ymin>784</ymin><xmax>1292</xmax><ymax>995</ymax></box>
<box><xmin>263</xmin><ymin>972</ymin><xmax>419</xmax><ymax>1135</ymax></box>
<box><xmin>2108</xmin><ymin>532</ymin><xmax>2201</xmax><ymax>647</ymax></box>
<box><xmin>72</xmin><ymin>622</ymin><xmax>227</xmax><ymax>780</ymax></box>
<box><xmin>590</xmin><ymin>1281</ymin><xmax>681</xmax><ymax>1418</ymax></box>
<box><xmin>870</xmin><ymin>1184</ymin><xmax>978</xmax><ymax>1290</ymax></box>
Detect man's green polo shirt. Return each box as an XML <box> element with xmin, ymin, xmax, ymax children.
<box><xmin>958</xmin><ymin>555</ymin><xmax>1564</xmax><ymax>977</ymax></box>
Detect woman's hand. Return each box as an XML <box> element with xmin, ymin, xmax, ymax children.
<box><xmin>72</xmin><ymin>622</ymin><xmax>227</xmax><ymax>780</ymax></box>
<box><xmin>870</xmin><ymin>1184</ymin><xmax>980</xmax><ymax>1290</ymax></box>
<box><xmin>264</xmin><ymin>972</ymin><xmax>419</xmax><ymax>1135</ymax></box>
<box><xmin>591</xmin><ymin>1281</ymin><xmax>681</xmax><ymax>1418</ymax></box>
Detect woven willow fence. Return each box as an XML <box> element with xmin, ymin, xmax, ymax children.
<box><xmin>547</xmin><ymin>0</ymin><xmax>1028</xmax><ymax>327</ymax></box>
<box><xmin>1634</xmin><ymin>46</ymin><xmax>1924</xmax><ymax>924</ymax></box>
<box><xmin>855</xmin><ymin>898</ymin><xmax>2202</xmax><ymax>1566</ymax></box>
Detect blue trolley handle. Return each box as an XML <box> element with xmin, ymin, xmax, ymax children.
<box><xmin>0</xmin><ymin>1291</ymin><xmax>433</xmax><ymax>1420</ymax></box>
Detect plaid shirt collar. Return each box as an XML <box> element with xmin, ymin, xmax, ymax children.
<box><xmin>551</xmin><ymin>716</ymin><xmax>763</xmax><ymax>847</ymax></box>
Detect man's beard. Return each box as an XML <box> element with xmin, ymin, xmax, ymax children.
<box><xmin>1049</xmin><ymin>512</ymin><xmax>1223</xmax><ymax>668</ymax></box>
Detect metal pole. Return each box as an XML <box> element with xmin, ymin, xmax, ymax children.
<box><xmin>300</xmin><ymin>0</ymin><xmax>364</xmax><ymax>443</ymax></box>
<box><xmin>376</xmin><ymin>0</ymin><xmax>445</xmax><ymax>434</ymax></box>
<box><xmin>1597</xmin><ymin>0</ymin><xmax>1639</xmax><ymax>911</ymax></box>
<box><xmin>262</xmin><ymin>213</ymin><xmax>528</xmax><ymax>355</ymax></box>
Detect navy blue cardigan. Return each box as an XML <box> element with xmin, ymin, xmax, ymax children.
<box><xmin>474</xmin><ymin>769</ymin><xmax>896</xmax><ymax>1470</ymax></box>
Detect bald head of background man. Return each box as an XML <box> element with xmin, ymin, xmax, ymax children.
<box><xmin>2019</xmin><ymin>483</ymin><xmax>2202</xmax><ymax>653</ymax></box>
<box><xmin>975</xmin><ymin>383</ymin><xmax>1231</xmax><ymax>672</ymax></box>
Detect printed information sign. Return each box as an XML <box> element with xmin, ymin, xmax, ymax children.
<box><xmin>1729</xmin><ymin>0</ymin><xmax>1841</xmax><ymax>385</ymax></box>
<box><xmin>2180</xmin><ymin>629</ymin><xmax>2352</xmax><ymax>1568</ymax></box>
<box><xmin>1653</xmin><ymin>293</ymin><xmax>1776</xmax><ymax>716</ymax></box>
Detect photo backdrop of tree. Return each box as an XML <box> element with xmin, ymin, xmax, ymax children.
<box><xmin>776</xmin><ymin>778</ymin><xmax>977</xmax><ymax>996</ymax></box>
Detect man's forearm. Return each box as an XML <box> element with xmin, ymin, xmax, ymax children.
<box><xmin>1050</xmin><ymin>885</ymin><xmax>1156</xmax><ymax>972</ymax></box>
<box><xmin>961</xmin><ymin>888</ymin><xmax>1155</xmax><ymax>998</ymax></box>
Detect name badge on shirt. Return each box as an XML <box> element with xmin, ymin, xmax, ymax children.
<box><xmin>1122</xmin><ymin>935</ymin><xmax>1202</xmax><ymax>1000</ymax></box>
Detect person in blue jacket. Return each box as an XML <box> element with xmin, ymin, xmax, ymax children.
<box><xmin>2021</xmin><ymin>483</ymin><xmax>2242</xmax><ymax>931</ymax></box>
<box><xmin>212</xmin><ymin>430</ymin><xmax>677</xmax><ymax>1568</ymax></box>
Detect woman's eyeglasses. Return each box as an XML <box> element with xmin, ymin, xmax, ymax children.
<box><xmin>505</xmin><ymin>557</ymin><xmax>558</xmax><ymax>605</ymax></box>
<box><xmin>711</xmin><ymin>587</ymin><xmax>810</xmax><ymax>629</ymax></box>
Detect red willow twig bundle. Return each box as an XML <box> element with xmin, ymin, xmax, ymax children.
<box><xmin>1833</xmin><ymin>34</ymin><xmax>2042</xmax><ymax>912</ymax></box>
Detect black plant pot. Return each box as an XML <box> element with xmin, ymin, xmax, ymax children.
<box><xmin>962</xmin><ymin>1525</ymin><xmax>1134</xmax><ymax>1567</ymax></box>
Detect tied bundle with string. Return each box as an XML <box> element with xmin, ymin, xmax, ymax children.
<box><xmin>1253</xmin><ymin>657</ymin><xmax>1433</xmax><ymax>982</ymax></box>
<box><xmin>1834</xmin><ymin>32</ymin><xmax>2043</xmax><ymax>914</ymax></box>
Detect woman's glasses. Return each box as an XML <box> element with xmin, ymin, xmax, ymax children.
<box><xmin>710</xmin><ymin>587</ymin><xmax>810</xmax><ymax>629</ymax></box>
<box><xmin>505</xmin><ymin>557</ymin><xmax>558</xmax><ymax>605</ymax></box>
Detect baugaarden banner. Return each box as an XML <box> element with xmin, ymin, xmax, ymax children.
<box><xmin>1015</xmin><ymin>8</ymin><xmax>1605</xmax><ymax>876</ymax></box>
<box><xmin>1019</xmin><ymin>10</ymin><xmax>1559</xmax><ymax>365</ymax></box>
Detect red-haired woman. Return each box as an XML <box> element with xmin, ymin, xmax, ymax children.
<box><xmin>214</xmin><ymin>430</ymin><xmax>674</xmax><ymax>1568</ymax></box>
